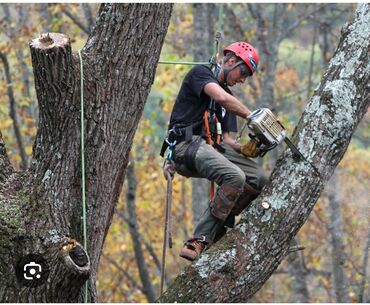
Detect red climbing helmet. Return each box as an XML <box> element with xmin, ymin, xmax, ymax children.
<box><xmin>224</xmin><ymin>41</ymin><xmax>259</xmax><ymax>75</ymax></box>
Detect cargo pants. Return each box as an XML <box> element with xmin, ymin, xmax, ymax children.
<box><xmin>173</xmin><ymin>135</ymin><xmax>268</xmax><ymax>243</ymax></box>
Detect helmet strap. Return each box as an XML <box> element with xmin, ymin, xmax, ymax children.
<box><xmin>221</xmin><ymin>59</ymin><xmax>244</xmax><ymax>86</ymax></box>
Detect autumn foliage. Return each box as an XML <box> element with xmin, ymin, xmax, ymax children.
<box><xmin>0</xmin><ymin>3</ymin><xmax>368</xmax><ymax>302</ymax></box>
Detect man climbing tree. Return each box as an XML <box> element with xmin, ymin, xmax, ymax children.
<box><xmin>0</xmin><ymin>3</ymin><xmax>172</xmax><ymax>302</ymax></box>
<box><xmin>161</xmin><ymin>41</ymin><xmax>268</xmax><ymax>261</ymax></box>
<box><xmin>159</xmin><ymin>3</ymin><xmax>369</xmax><ymax>302</ymax></box>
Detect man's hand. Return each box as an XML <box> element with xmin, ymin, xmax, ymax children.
<box><xmin>241</xmin><ymin>139</ymin><xmax>259</xmax><ymax>158</ymax></box>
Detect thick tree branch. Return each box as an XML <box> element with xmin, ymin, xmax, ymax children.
<box><xmin>159</xmin><ymin>4</ymin><xmax>370</xmax><ymax>302</ymax></box>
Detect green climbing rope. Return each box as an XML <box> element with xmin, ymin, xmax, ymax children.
<box><xmin>78</xmin><ymin>49</ymin><xmax>88</xmax><ymax>304</ymax></box>
<box><xmin>158</xmin><ymin>60</ymin><xmax>209</xmax><ymax>65</ymax></box>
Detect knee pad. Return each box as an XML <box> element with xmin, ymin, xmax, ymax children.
<box><xmin>231</xmin><ymin>182</ymin><xmax>260</xmax><ymax>216</ymax></box>
<box><xmin>210</xmin><ymin>184</ymin><xmax>241</xmax><ymax>221</ymax></box>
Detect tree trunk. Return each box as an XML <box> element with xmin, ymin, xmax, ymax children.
<box><xmin>159</xmin><ymin>4</ymin><xmax>370</xmax><ymax>302</ymax></box>
<box><xmin>317</xmin><ymin>8</ymin><xmax>350</xmax><ymax>302</ymax></box>
<box><xmin>0</xmin><ymin>3</ymin><xmax>172</xmax><ymax>302</ymax></box>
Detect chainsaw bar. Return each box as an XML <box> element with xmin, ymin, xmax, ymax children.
<box><xmin>284</xmin><ymin>137</ymin><xmax>305</xmax><ymax>161</ymax></box>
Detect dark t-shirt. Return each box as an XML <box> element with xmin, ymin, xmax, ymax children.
<box><xmin>168</xmin><ymin>65</ymin><xmax>237</xmax><ymax>133</ymax></box>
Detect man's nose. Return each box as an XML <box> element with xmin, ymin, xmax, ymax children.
<box><xmin>239</xmin><ymin>77</ymin><xmax>246</xmax><ymax>84</ymax></box>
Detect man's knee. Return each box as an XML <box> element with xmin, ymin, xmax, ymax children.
<box><xmin>225</xmin><ymin>166</ymin><xmax>245</xmax><ymax>191</ymax></box>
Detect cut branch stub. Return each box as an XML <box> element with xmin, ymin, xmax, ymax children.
<box><xmin>60</xmin><ymin>238</ymin><xmax>90</xmax><ymax>272</ymax></box>
<box><xmin>31</xmin><ymin>32</ymin><xmax>69</xmax><ymax>50</ymax></box>
<box><xmin>29</xmin><ymin>31</ymin><xmax>78</xmax><ymax>165</ymax></box>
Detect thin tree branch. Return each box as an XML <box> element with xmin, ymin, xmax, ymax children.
<box><xmin>115</xmin><ymin>210</ymin><xmax>163</xmax><ymax>273</ymax></box>
<box><xmin>103</xmin><ymin>256</ymin><xmax>144</xmax><ymax>293</ymax></box>
<box><xmin>61</xmin><ymin>5</ymin><xmax>90</xmax><ymax>35</ymax></box>
<box><xmin>282</xmin><ymin>4</ymin><xmax>330</xmax><ymax>39</ymax></box>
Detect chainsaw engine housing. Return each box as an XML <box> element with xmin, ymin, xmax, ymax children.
<box><xmin>247</xmin><ymin>108</ymin><xmax>287</xmax><ymax>147</ymax></box>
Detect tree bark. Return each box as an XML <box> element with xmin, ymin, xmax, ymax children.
<box><xmin>0</xmin><ymin>3</ymin><xmax>172</xmax><ymax>302</ymax></box>
<box><xmin>159</xmin><ymin>4</ymin><xmax>370</xmax><ymax>302</ymax></box>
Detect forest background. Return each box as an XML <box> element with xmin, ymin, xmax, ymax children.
<box><xmin>0</xmin><ymin>3</ymin><xmax>368</xmax><ymax>303</ymax></box>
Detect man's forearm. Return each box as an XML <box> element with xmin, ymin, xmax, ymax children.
<box><xmin>223</xmin><ymin>132</ymin><xmax>241</xmax><ymax>153</ymax></box>
<box><xmin>204</xmin><ymin>82</ymin><xmax>251</xmax><ymax>118</ymax></box>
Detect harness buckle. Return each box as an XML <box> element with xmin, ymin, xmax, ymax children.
<box><xmin>196</xmin><ymin>235</ymin><xmax>206</xmax><ymax>243</ymax></box>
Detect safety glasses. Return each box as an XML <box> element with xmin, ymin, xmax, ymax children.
<box><xmin>239</xmin><ymin>63</ymin><xmax>252</xmax><ymax>78</ymax></box>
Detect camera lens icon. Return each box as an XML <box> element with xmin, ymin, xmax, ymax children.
<box><xmin>24</xmin><ymin>262</ymin><xmax>42</xmax><ymax>280</ymax></box>
<box><xmin>16</xmin><ymin>254</ymin><xmax>49</xmax><ymax>287</ymax></box>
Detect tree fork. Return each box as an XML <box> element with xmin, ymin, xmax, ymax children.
<box><xmin>1</xmin><ymin>3</ymin><xmax>173</xmax><ymax>302</ymax></box>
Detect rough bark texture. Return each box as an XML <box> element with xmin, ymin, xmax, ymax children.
<box><xmin>159</xmin><ymin>4</ymin><xmax>370</xmax><ymax>302</ymax></box>
<box><xmin>0</xmin><ymin>3</ymin><xmax>172</xmax><ymax>302</ymax></box>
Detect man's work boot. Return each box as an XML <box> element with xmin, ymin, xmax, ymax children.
<box><xmin>179</xmin><ymin>237</ymin><xmax>207</xmax><ymax>261</ymax></box>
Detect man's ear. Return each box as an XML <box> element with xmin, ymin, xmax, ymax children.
<box><xmin>224</xmin><ymin>55</ymin><xmax>237</xmax><ymax>67</ymax></box>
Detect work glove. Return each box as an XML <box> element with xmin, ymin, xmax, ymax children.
<box><xmin>241</xmin><ymin>138</ymin><xmax>259</xmax><ymax>158</ymax></box>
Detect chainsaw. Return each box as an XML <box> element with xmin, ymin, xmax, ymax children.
<box><xmin>241</xmin><ymin>108</ymin><xmax>305</xmax><ymax>159</ymax></box>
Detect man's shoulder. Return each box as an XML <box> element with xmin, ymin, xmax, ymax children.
<box><xmin>189</xmin><ymin>64</ymin><xmax>213</xmax><ymax>76</ymax></box>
